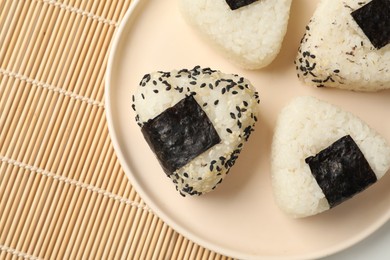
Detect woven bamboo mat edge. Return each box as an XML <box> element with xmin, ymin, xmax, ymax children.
<box><xmin>0</xmin><ymin>0</ymin><xmax>232</xmax><ymax>259</ymax></box>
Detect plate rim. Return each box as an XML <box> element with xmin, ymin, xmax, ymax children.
<box><xmin>104</xmin><ymin>1</ymin><xmax>390</xmax><ymax>259</ymax></box>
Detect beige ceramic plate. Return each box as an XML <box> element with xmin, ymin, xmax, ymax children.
<box><xmin>105</xmin><ymin>0</ymin><xmax>390</xmax><ymax>259</ymax></box>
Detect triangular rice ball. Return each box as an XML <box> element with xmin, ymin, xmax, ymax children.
<box><xmin>132</xmin><ymin>66</ymin><xmax>259</xmax><ymax>196</ymax></box>
<box><xmin>295</xmin><ymin>0</ymin><xmax>390</xmax><ymax>91</ymax></box>
<box><xmin>179</xmin><ymin>0</ymin><xmax>292</xmax><ymax>69</ymax></box>
<box><xmin>271</xmin><ymin>96</ymin><xmax>390</xmax><ymax>218</ymax></box>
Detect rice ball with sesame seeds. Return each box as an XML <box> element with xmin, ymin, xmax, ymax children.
<box><xmin>295</xmin><ymin>0</ymin><xmax>390</xmax><ymax>91</ymax></box>
<box><xmin>132</xmin><ymin>66</ymin><xmax>259</xmax><ymax>196</ymax></box>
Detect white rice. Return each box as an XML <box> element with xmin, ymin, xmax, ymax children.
<box><xmin>132</xmin><ymin>66</ymin><xmax>259</xmax><ymax>196</ymax></box>
<box><xmin>271</xmin><ymin>96</ymin><xmax>390</xmax><ymax>218</ymax></box>
<box><xmin>179</xmin><ymin>0</ymin><xmax>292</xmax><ymax>69</ymax></box>
<box><xmin>295</xmin><ymin>0</ymin><xmax>390</xmax><ymax>91</ymax></box>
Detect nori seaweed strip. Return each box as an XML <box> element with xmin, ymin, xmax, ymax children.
<box><xmin>351</xmin><ymin>0</ymin><xmax>390</xmax><ymax>49</ymax></box>
<box><xmin>225</xmin><ymin>0</ymin><xmax>258</xmax><ymax>10</ymax></box>
<box><xmin>141</xmin><ymin>95</ymin><xmax>221</xmax><ymax>176</ymax></box>
<box><xmin>305</xmin><ymin>135</ymin><xmax>377</xmax><ymax>208</ymax></box>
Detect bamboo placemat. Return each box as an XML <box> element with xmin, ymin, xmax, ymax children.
<box><xmin>0</xmin><ymin>1</ymin><xmax>233</xmax><ymax>259</ymax></box>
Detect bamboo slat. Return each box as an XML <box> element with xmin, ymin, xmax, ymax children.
<box><xmin>0</xmin><ymin>0</ymin><xmax>233</xmax><ymax>259</ymax></box>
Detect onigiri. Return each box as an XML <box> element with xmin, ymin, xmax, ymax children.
<box><xmin>132</xmin><ymin>66</ymin><xmax>260</xmax><ymax>196</ymax></box>
<box><xmin>271</xmin><ymin>96</ymin><xmax>390</xmax><ymax>218</ymax></box>
<box><xmin>179</xmin><ymin>0</ymin><xmax>292</xmax><ymax>69</ymax></box>
<box><xmin>295</xmin><ymin>0</ymin><xmax>390</xmax><ymax>91</ymax></box>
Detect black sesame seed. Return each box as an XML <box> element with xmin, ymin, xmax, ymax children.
<box><xmin>226</xmin><ymin>128</ymin><xmax>233</xmax><ymax>134</ymax></box>
<box><xmin>153</xmin><ymin>89</ymin><xmax>159</xmax><ymax>93</ymax></box>
<box><xmin>162</xmin><ymin>80</ymin><xmax>171</xmax><ymax>88</ymax></box>
<box><xmin>175</xmin><ymin>86</ymin><xmax>184</xmax><ymax>93</ymax></box>
<box><xmin>226</xmin><ymin>84</ymin><xmax>235</xmax><ymax>92</ymax></box>
<box><xmin>312</xmin><ymin>79</ymin><xmax>323</xmax><ymax>83</ymax></box>
<box><xmin>323</xmin><ymin>76</ymin><xmax>332</xmax><ymax>83</ymax></box>
<box><xmin>214</xmin><ymin>100</ymin><xmax>219</xmax><ymax>105</ymax></box>
<box><xmin>178</xmin><ymin>69</ymin><xmax>188</xmax><ymax>74</ymax></box>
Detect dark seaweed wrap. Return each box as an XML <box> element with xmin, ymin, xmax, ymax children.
<box><xmin>225</xmin><ymin>0</ymin><xmax>258</xmax><ymax>10</ymax></box>
<box><xmin>351</xmin><ymin>0</ymin><xmax>390</xmax><ymax>49</ymax></box>
<box><xmin>141</xmin><ymin>95</ymin><xmax>221</xmax><ymax>176</ymax></box>
<box><xmin>305</xmin><ymin>135</ymin><xmax>377</xmax><ymax>208</ymax></box>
